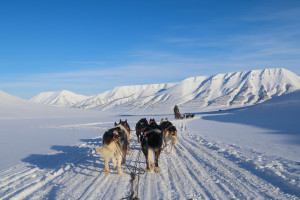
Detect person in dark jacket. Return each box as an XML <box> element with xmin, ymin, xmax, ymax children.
<box><xmin>174</xmin><ymin>105</ymin><xmax>180</xmax><ymax>119</ymax></box>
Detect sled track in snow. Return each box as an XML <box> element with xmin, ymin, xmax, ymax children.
<box><xmin>0</xmin><ymin>120</ymin><xmax>299</xmax><ymax>199</ymax></box>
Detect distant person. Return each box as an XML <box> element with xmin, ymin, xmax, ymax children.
<box><xmin>174</xmin><ymin>105</ymin><xmax>179</xmax><ymax>119</ymax></box>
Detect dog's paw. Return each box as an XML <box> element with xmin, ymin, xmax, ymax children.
<box><xmin>121</xmin><ymin>159</ymin><xmax>125</xmax><ymax>165</ymax></box>
<box><xmin>154</xmin><ymin>167</ymin><xmax>160</xmax><ymax>173</ymax></box>
<box><xmin>150</xmin><ymin>163</ymin><xmax>154</xmax><ymax>170</ymax></box>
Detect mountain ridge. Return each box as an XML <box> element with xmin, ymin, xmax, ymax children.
<box><xmin>29</xmin><ymin>68</ymin><xmax>300</xmax><ymax>112</ymax></box>
<box><xmin>0</xmin><ymin>90</ymin><xmax>29</xmax><ymax>106</ymax></box>
<box><xmin>30</xmin><ymin>90</ymin><xmax>91</xmax><ymax>107</ymax></box>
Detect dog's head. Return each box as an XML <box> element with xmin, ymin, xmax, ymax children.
<box><xmin>103</xmin><ymin>127</ymin><xmax>122</xmax><ymax>145</ymax></box>
<box><xmin>115</xmin><ymin>119</ymin><xmax>130</xmax><ymax>130</ymax></box>
<box><xmin>149</xmin><ymin>118</ymin><xmax>156</xmax><ymax>125</ymax></box>
<box><xmin>138</xmin><ymin>118</ymin><xmax>148</xmax><ymax>126</ymax></box>
<box><xmin>161</xmin><ymin>118</ymin><xmax>169</xmax><ymax>122</ymax></box>
<box><xmin>167</xmin><ymin>126</ymin><xmax>177</xmax><ymax>136</ymax></box>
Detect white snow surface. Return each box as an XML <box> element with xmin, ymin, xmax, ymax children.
<box><xmin>1</xmin><ymin>86</ymin><xmax>300</xmax><ymax>199</ymax></box>
<box><xmin>30</xmin><ymin>68</ymin><xmax>300</xmax><ymax>114</ymax></box>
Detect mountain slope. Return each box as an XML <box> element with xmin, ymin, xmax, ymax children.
<box><xmin>77</xmin><ymin>83</ymin><xmax>176</xmax><ymax>110</ymax></box>
<box><xmin>0</xmin><ymin>90</ymin><xmax>28</xmax><ymax>106</ymax></box>
<box><xmin>30</xmin><ymin>90</ymin><xmax>90</xmax><ymax>107</ymax></box>
<box><xmin>30</xmin><ymin>68</ymin><xmax>300</xmax><ymax>112</ymax></box>
<box><xmin>80</xmin><ymin>68</ymin><xmax>300</xmax><ymax>111</ymax></box>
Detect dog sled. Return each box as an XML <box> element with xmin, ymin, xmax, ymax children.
<box><xmin>173</xmin><ymin>105</ymin><xmax>195</xmax><ymax>119</ymax></box>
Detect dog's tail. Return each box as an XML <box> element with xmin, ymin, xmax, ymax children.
<box><xmin>96</xmin><ymin>142</ymin><xmax>116</xmax><ymax>158</ymax></box>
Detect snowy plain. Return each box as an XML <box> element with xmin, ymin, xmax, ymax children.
<box><xmin>1</xmin><ymin>68</ymin><xmax>300</xmax><ymax>199</ymax></box>
<box><xmin>0</xmin><ymin>89</ymin><xmax>300</xmax><ymax>199</ymax></box>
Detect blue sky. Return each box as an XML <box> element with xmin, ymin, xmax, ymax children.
<box><xmin>1</xmin><ymin>0</ymin><xmax>300</xmax><ymax>99</ymax></box>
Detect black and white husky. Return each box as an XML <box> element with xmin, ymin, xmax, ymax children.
<box><xmin>96</xmin><ymin>123</ymin><xmax>128</xmax><ymax>175</ymax></box>
<box><xmin>117</xmin><ymin>119</ymin><xmax>131</xmax><ymax>155</ymax></box>
<box><xmin>135</xmin><ymin>118</ymin><xmax>148</xmax><ymax>143</ymax></box>
<box><xmin>141</xmin><ymin>119</ymin><xmax>163</xmax><ymax>173</ymax></box>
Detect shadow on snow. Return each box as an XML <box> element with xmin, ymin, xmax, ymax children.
<box><xmin>21</xmin><ymin>136</ymin><xmax>145</xmax><ymax>175</ymax></box>
<box><xmin>22</xmin><ymin>137</ymin><xmax>104</xmax><ymax>171</ymax></box>
<box><xmin>201</xmin><ymin>98</ymin><xmax>300</xmax><ymax>145</ymax></box>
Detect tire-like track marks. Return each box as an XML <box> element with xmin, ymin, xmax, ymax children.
<box><xmin>0</xmin><ymin>120</ymin><xmax>298</xmax><ymax>199</ymax></box>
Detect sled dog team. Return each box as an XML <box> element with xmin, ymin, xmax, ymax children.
<box><xmin>96</xmin><ymin>118</ymin><xmax>178</xmax><ymax>175</ymax></box>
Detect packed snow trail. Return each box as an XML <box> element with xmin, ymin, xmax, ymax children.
<box><xmin>0</xmin><ymin>119</ymin><xmax>299</xmax><ymax>199</ymax></box>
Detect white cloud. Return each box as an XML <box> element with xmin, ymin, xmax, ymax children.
<box><xmin>164</xmin><ymin>38</ymin><xmax>196</xmax><ymax>43</ymax></box>
<box><xmin>74</xmin><ymin>61</ymin><xmax>106</xmax><ymax>65</ymax></box>
<box><xmin>241</xmin><ymin>7</ymin><xmax>300</xmax><ymax>22</ymax></box>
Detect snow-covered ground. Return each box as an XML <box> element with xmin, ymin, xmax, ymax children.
<box><xmin>0</xmin><ymin>88</ymin><xmax>299</xmax><ymax>199</ymax></box>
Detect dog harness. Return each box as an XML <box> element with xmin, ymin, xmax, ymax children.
<box><xmin>144</xmin><ymin>129</ymin><xmax>162</xmax><ymax>136</ymax></box>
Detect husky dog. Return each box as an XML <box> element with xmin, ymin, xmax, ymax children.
<box><xmin>160</xmin><ymin>118</ymin><xmax>178</xmax><ymax>154</ymax></box>
<box><xmin>162</xmin><ymin>125</ymin><xmax>178</xmax><ymax>154</ymax></box>
<box><xmin>96</xmin><ymin>124</ymin><xmax>128</xmax><ymax>175</ymax></box>
<box><xmin>135</xmin><ymin>118</ymin><xmax>148</xmax><ymax>143</ymax></box>
<box><xmin>117</xmin><ymin>119</ymin><xmax>131</xmax><ymax>155</ymax></box>
<box><xmin>160</xmin><ymin>118</ymin><xmax>173</xmax><ymax>131</ymax></box>
<box><xmin>141</xmin><ymin>119</ymin><xmax>163</xmax><ymax>173</ymax></box>
<box><xmin>185</xmin><ymin>114</ymin><xmax>195</xmax><ymax>119</ymax></box>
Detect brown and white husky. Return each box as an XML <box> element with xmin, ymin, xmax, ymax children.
<box><xmin>161</xmin><ymin>119</ymin><xmax>178</xmax><ymax>154</ymax></box>
<box><xmin>96</xmin><ymin>123</ymin><xmax>128</xmax><ymax>175</ymax></box>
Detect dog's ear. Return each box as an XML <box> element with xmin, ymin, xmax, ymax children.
<box><xmin>119</xmin><ymin>119</ymin><xmax>121</xmax><ymax>123</ymax></box>
<box><xmin>115</xmin><ymin>122</ymin><xmax>117</xmax><ymax>126</ymax></box>
<box><xmin>125</xmin><ymin>119</ymin><xmax>127</xmax><ymax>123</ymax></box>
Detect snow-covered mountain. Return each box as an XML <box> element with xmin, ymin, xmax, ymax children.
<box><xmin>30</xmin><ymin>68</ymin><xmax>300</xmax><ymax>111</ymax></box>
<box><xmin>30</xmin><ymin>90</ymin><xmax>91</xmax><ymax>107</ymax></box>
<box><xmin>77</xmin><ymin>83</ymin><xmax>176</xmax><ymax>110</ymax></box>
<box><xmin>0</xmin><ymin>90</ymin><xmax>26</xmax><ymax>104</ymax></box>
